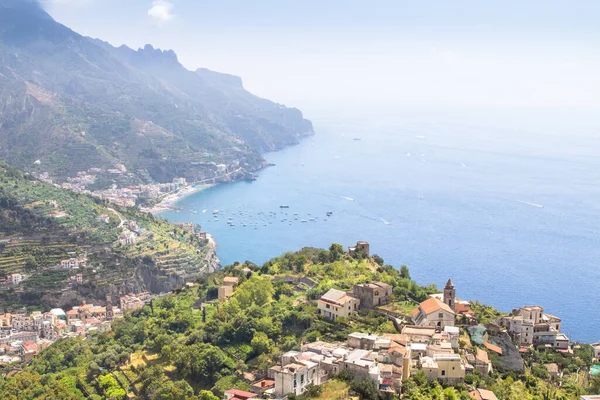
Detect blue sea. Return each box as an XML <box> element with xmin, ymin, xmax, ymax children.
<box><xmin>160</xmin><ymin>109</ymin><xmax>600</xmax><ymax>343</ymax></box>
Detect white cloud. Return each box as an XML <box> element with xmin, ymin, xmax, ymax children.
<box><xmin>148</xmin><ymin>0</ymin><xmax>175</xmax><ymax>24</ymax></box>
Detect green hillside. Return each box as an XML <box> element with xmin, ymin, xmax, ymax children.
<box><xmin>0</xmin><ymin>162</ymin><xmax>216</xmax><ymax>310</ymax></box>
<box><xmin>0</xmin><ymin>247</ymin><xmax>596</xmax><ymax>399</ymax></box>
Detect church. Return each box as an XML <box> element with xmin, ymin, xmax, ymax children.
<box><xmin>410</xmin><ymin>279</ymin><xmax>457</xmax><ymax>329</ymax></box>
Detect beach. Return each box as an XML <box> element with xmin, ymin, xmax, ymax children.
<box><xmin>143</xmin><ymin>184</ymin><xmax>215</xmax><ymax>214</ymax></box>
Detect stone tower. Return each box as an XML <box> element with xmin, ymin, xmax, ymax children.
<box><xmin>443</xmin><ymin>279</ymin><xmax>456</xmax><ymax>311</ymax></box>
<box><xmin>106</xmin><ymin>295</ymin><xmax>114</xmax><ymax>321</ymax></box>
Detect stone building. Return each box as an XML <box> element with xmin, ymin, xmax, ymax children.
<box><xmin>353</xmin><ymin>282</ymin><xmax>392</xmax><ymax>308</ymax></box>
<box><xmin>348</xmin><ymin>241</ymin><xmax>370</xmax><ymax>257</ymax></box>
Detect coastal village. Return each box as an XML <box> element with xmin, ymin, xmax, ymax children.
<box><xmin>204</xmin><ymin>243</ymin><xmax>597</xmax><ymax>400</ymax></box>
<box><xmin>0</xmin><ymin>239</ymin><xmax>598</xmax><ymax>399</ymax></box>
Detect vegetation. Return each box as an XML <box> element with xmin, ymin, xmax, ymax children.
<box><xmin>0</xmin><ymin>161</ymin><xmax>213</xmax><ymax>309</ymax></box>
<box><xmin>0</xmin><ymin>247</ymin><xmax>597</xmax><ymax>399</ymax></box>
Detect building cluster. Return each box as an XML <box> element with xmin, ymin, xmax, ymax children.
<box><xmin>497</xmin><ymin>305</ymin><xmax>569</xmax><ymax>350</ymax></box>
<box><xmin>38</xmin><ymin>163</ymin><xmax>189</xmax><ymax>208</ymax></box>
<box><xmin>0</xmin><ymin>293</ymin><xmax>155</xmax><ymax>365</ymax></box>
<box><xmin>316</xmin><ymin>281</ymin><xmax>392</xmax><ymax>320</ymax></box>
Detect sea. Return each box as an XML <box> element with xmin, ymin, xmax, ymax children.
<box><xmin>160</xmin><ymin>108</ymin><xmax>600</xmax><ymax>343</ymax></box>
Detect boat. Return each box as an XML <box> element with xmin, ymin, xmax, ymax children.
<box><xmin>301</xmin><ymin>220</ymin><xmax>308</xmax><ymax>223</ymax></box>
<box><xmin>280</xmin><ymin>205</ymin><xmax>290</xmax><ymax>208</ymax></box>
<box><xmin>326</xmin><ymin>211</ymin><xmax>333</xmax><ymax>217</ymax></box>
<box><xmin>213</xmin><ymin>210</ymin><xmax>219</xmax><ymax>214</ymax></box>
<box><xmin>353</xmin><ymin>138</ymin><xmax>361</xmax><ymax>141</ymax></box>
<box><xmin>202</xmin><ymin>210</ymin><xmax>207</xmax><ymax>213</ymax></box>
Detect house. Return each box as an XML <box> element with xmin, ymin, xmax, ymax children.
<box><xmin>348</xmin><ymin>241</ymin><xmax>370</xmax><ymax>257</ymax></box>
<box><xmin>6</xmin><ymin>273</ymin><xmax>23</xmax><ymax>285</ymax></box>
<box><xmin>545</xmin><ymin>363</ymin><xmax>559</xmax><ymax>380</ymax></box>
<box><xmin>353</xmin><ymin>282</ymin><xmax>392</xmax><ymax>308</ymax></box>
<box><xmin>218</xmin><ymin>285</ymin><xmax>234</xmax><ymax>301</ymax></box>
<box><xmin>411</xmin><ymin>297</ymin><xmax>456</xmax><ymax>328</ymax></box>
<box><xmin>420</xmin><ymin>353</ymin><xmax>465</xmax><ymax>384</ymax></box>
<box><xmin>250</xmin><ymin>378</ymin><xmax>275</xmax><ymax>395</ymax></box>
<box><xmin>224</xmin><ymin>389</ymin><xmax>258</xmax><ymax>400</ymax></box>
<box><xmin>118</xmin><ymin>230</ymin><xmax>136</xmax><ymax>245</ymax></box>
<box><xmin>444</xmin><ymin>326</ymin><xmax>460</xmax><ymax>349</ymax></box>
<box><xmin>592</xmin><ymin>342</ymin><xmax>600</xmax><ymax>359</ymax></box>
<box><xmin>99</xmin><ymin>214</ymin><xmax>110</xmax><ymax>223</ymax></box>
<box><xmin>469</xmin><ymin>388</ymin><xmax>499</xmax><ymax>400</ymax></box>
<box><xmin>271</xmin><ymin>361</ymin><xmax>320</xmax><ymax>396</ymax></box>
<box><xmin>474</xmin><ymin>348</ymin><xmax>492</xmax><ymax>376</ymax></box>
<box><xmin>317</xmin><ymin>289</ymin><xmax>360</xmax><ymax>321</ymax></box>
<box><xmin>60</xmin><ymin>258</ymin><xmax>80</xmax><ymax>270</ymax></box>
<box><xmin>223</xmin><ymin>276</ymin><xmax>239</xmax><ymax>286</ymax></box>
<box><xmin>402</xmin><ymin>325</ymin><xmax>437</xmax><ymax>343</ymax></box>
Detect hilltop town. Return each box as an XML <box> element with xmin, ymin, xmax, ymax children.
<box><xmin>0</xmin><ymin>243</ymin><xmax>598</xmax><ymax>399</ymax></box>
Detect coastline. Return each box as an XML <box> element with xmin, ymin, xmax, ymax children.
<box><xmin>142</xmin><ymin>184</ymin><xmax>215</xmax><ymax>214</ymax></box>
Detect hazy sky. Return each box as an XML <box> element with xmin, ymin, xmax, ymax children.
<box><xmin>43</xmin><ymin>0</ymin><xmax>600</xmax><ymax>117</ymax></box>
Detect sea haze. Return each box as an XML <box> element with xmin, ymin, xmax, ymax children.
<box><xmin>160</xmin><ymin>109</ymin><xmax>600</xmax><ymax>343</ymax></box>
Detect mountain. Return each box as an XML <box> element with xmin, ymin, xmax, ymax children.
<box><xmin>0</xmin><ymin>0</ymin><xmax>313</xmax><ymax>186</ymax></box>
<box><xmin>0</xmin><ymin>161</ymin><xmax>219</xmax><ymax>310</ymax></box>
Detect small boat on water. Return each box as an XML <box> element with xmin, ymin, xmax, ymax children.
<box><xmin>301</xmin><ymin>220</ymin><xmax>308</xmax><ymax>223</ymax></box>
<box><xmin>326</xmin><ymin>211</ymin><xmax>333</xmax><ymax>217</ymax></box>
<box><xmin>213</xmin><ymin>209</ymin><xmax>219</xmax><ymax>214</ymax></box>
<box><xmin>280</xmin><ymin>205</ymin><xmax>290</xmax><ymax>209</ymax></box>
<box><xmin>202</xmin><ymin>210</ymin><xmax>207</xmax><ymax>213</ymax></box>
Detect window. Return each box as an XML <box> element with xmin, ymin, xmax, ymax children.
<box><xmin>300</xmin><ymin>374</ymin><xmax>304</xmax><ymax>384</ymax></box>
<box><xmin>441</xmin><ymin>370</ymin><xmax>446</xmax><ymax>376</ymax></box>
<box><xmin>326</xmin><ymin>304</ymin><xmax>330</xmax><ymax>309</ymax></box>
<box><xmin>438</xmin><ymin>313</ymin><xmax>443</xmax><ymax>318</ymax></box>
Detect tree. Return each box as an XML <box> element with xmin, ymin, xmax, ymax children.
<box><xmin>400</xmin><ymin>265</ymin><xmax>410</xmax><ymax>280</ymax></box>
<box><xmin>372</xmin><ymin>254</ymin><xmax>384</xmax><ymax>266</ymax></box>
<box><xmin>198</xmin><ymin>391</ymin><xmax>219</xmax><ymax>400</ymax></box>
<box><xmin>234</xmin><ymin>276</ymin><xmax>274</xmax><ymax>308</ymax></box>
<box><xmin>251</xmin><ymin>331</ymin><xmax>273</xmax><ymax>354</ymax></box>
<box><xmin>328</xmin><ymin>243</ymin><xmax>344</xmax><ymax>262</ymax></box>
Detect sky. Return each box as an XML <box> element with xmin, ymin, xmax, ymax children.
<box><xmin>42</xmin><ymin>0</ymin><xmax>600</xmax><ymax>118</ymax></box>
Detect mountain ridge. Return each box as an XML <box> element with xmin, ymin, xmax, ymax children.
<box><xmin>0</xmin><ymin>0</ymin><xmax>313</xmax><ymax>186</ymax></box>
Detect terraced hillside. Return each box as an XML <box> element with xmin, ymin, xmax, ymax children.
<box><xmin>0</xmin><ymin>162</ymin><xmax>218</xmax><ymax>310</ymax></box>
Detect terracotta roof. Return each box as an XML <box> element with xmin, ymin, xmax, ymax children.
<box><xmin>224</xmin><ymin>389</ymin><xmax>257</xmax><ymax>399</ymax></box>
<box><xmin>484</xmin><ymin>341</ymin><xmax>502</xmax><ymax>355</ymax></box>
<box><xmin>475</xmin><ymin>348</ymin><xmax>489</xmax><ymax>364</ymax></box>
<box><xmin>456</xmin><ymin>302</ymin><xmax>472</xmax><ymax>314</ymax></box>
<box><xmin>476</xmin><ymin>388</ymin><xmax>498</xmax><ymax>400</ymax></box>
<box><xmin>416</xmin><ymin>297</ymin><xmax>455</xmax><ymax>316</ymax></box>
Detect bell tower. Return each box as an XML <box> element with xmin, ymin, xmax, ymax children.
<box><xmin>106</xmin><ymin>295</ymin><xmax>114</xmax><ymax>321</ymax></box>
<box><xmin>443</xmin><ymin>279</ymin><xmax>456</xmax><ymax>311</ymax></box>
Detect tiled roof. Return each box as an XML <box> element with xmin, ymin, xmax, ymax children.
<box><xmin>415</xmin><ymin>297</ymin><xmax>455</xmax><ymax>316</ymax></box>
<box><xmin>484</xmin><ymin>341</ymin><xmax>502</xmax><ymax>355</ymax></box>
<box><xmin>224</xmin><ymin>388</ymin><xmax>257</xmax><ymax>399</ymax></box>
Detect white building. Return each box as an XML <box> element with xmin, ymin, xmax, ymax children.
<box><xmin>271</xmin><ymin>361</ymin><xmax>320</xmax><ymax>397</ymax></box>
<box><xmin>6</xmin><ymin>274</ymin><xmax>23</xmax><ymax>285</ymax></box>
<box><xmin>317</xmin><ymin>289</ymin><xmax>360</xmax><ymax>321</ymax></box>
